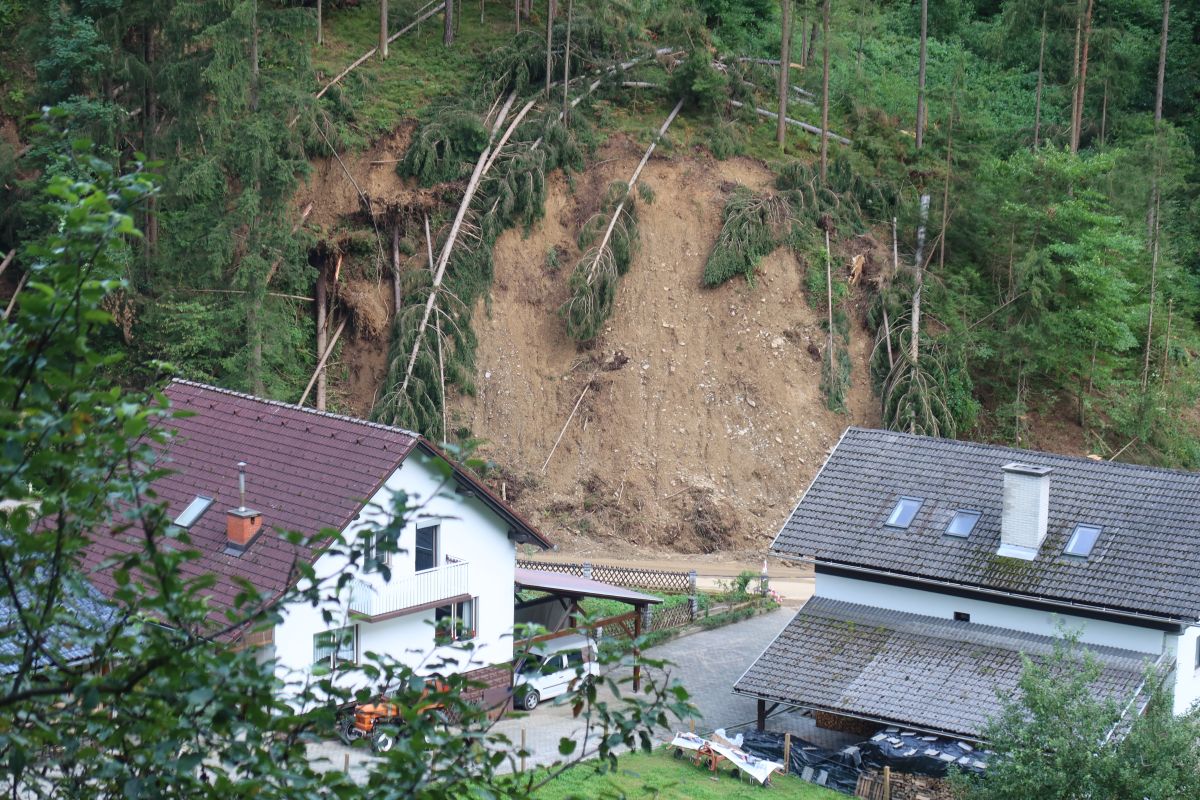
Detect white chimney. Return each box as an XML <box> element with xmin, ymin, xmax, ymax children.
<box><xmin>997</xmin><ymin>463</ymin><xmax>1053</xmax><ymax>560</ymax></box>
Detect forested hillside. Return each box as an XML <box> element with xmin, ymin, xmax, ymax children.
<box><xmin>2</xmin><ymin>0</ymin><xmax>1197</xmax><ymax>517</ymax></box>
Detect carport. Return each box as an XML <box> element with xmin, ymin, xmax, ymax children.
<box><xmin>514</xmin><ymin>567</ymin><xmax>662</xmax><ymax>691</ymax></box>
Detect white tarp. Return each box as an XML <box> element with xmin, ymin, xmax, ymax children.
<box><xmin>670</xmin><ymin>731</ymin><xmax>784</xmax><ymax>785</ymax></box>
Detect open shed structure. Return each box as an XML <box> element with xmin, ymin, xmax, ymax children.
<box><xmin>515</xmin><ymin>567</ymin><xmax>661</xmax><ymax>690</ymax></box>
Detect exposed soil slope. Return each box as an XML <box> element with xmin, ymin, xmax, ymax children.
<box><xmin>450</xmin><ymin>139</ymin><xmax>880</xmax><ymax>557</ymax></box>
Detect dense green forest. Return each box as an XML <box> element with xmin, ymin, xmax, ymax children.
<box><xmin>1</xmin><ymin>0</ymin><xmax>1197</xmax><ymax>465</ymax></box>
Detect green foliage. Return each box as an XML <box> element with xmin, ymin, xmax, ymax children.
<box><xmin>399</xmin><ymin>104</ymin><xmax>490</xmax><ymax>186</ymax></box>
<box><xmin>562</xmin><ymin>184</ymin><xmax>640</xmax><ymax>342</ymax></box>
<box><xmin>776</xmin><ymin>156</ymin><xmax>895</xmax><ymax>234</ymax></box>
<box><xmin>668</xmin><ymin>51</ymin><xmax>730</xmax><ymax>114</ymax></box>
<box><xmin>953</xmin><ymin>633</ymin><xmax>1200</xmax><ymax>800</ymax></box>
<box><xmin>703</xmin><ymin>187</ymin><xmax>789</xmax><ymax>287</ymax></box>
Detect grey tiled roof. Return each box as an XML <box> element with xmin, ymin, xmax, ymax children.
<box><xmin>734</xmin><ymin>597</ymin><xmax>1156</xmax><ymax>739</ymax></box>
<box><xmin>772</xmin><ymin>428</ymin><xmax>1200</xmax><ymax>620</ymax></box>
<box><xmin>0</xmin><ymin>580</ymin><xmax>119</xmax><ymax>676</ymax></box>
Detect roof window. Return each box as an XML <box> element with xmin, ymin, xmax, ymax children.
<box><xmin>1064</xmin><ymin>524</ymin><xmax>1102</xmax><ymax>557</ymax></box>
<box><xmin>946</xmin><ymin>510</ymin><xmax>981</xmax><ymax>538</ymax></box>
<box><xmin>885</xmin><ymin>497</ymin><xmax>924</xmax><ymax>529</ymax></box>
<box><xmin>173</xmin><ymin>495</ymin><xmax>214</xmax><ymax>529</ymax></box>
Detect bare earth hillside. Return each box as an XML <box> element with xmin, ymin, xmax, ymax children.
<box><xmin>450</xmin><ymin>138</ymin><xmax>880</xmax><ymax>558</ymax></box>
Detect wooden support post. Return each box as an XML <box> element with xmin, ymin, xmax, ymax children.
<box><xmin>783</xmin><ymin>732</ymin><xmax>792</xmax><ymax>772</ymax></box>
<box><xmin>883</xmin><ymin>765</ymin><xmax>891</xmax><ymax>800</ymax></box>
<box><xmin>633</xmin><ymin>605</ymin><xmax>642</xmax><ymax>692</ymax></box>
<box><xmin>520</xmin><ymin>726</ymin><xmax>527</xmax><ymax>772</ymax></box>
<box><xmin>756</xmin><ymin>698</ymin><xmax>766</xmax><ymax>731</ymax></box>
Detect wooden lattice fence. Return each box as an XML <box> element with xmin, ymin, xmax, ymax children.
<box><xmin>517</xmin><ymin>559</ymin><xmax>694</xmax><ymax>594</ymax></box>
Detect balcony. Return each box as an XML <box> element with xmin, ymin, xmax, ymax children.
<box><xmin>349</xmin><ymin>558</ymin><xmax>470</xmax><ymax>621</ymax></box>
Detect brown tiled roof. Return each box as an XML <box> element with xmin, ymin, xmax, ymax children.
<box><xmin>82</xmin><ymin>380</ymin><xmax>547</xmax><ymax>630</ymax></box>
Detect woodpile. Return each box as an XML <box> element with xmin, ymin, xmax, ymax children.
<box><xmin>857</xmin><ymin>769</ymin><xmax>958</xmax><ymax>800</ymax></box>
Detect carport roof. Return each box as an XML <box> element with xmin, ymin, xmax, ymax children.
<box><xmin>515</xmin><ymin>568</ymin><xmax>662</xmax><ymax>606</ymax></box>
<box><xmin>734</xmin><ymin>597</ymin><xmax>1157</xmax><ymax>740</ymax></box>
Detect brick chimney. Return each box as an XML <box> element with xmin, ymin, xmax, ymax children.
<box><xmin>997</xmin><ymin>463</ymin><xmax>1052</xmax><ymax>560</ymax></box>
<box><xmin>226</xmin><ymin>461</ymin><xmax>262</xmax><ymax>552</ymax></box>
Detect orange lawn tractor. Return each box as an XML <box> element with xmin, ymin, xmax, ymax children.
<box><xmin>334</xmin><ymin>678</ymin><xmax>451</xmax><ymax>753</ymax></box>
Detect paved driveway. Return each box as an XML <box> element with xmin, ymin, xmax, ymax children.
<box><xmin>307</xmin><ymin>608</ymin><xmax>797</xmax><ymax>779</ymax></box>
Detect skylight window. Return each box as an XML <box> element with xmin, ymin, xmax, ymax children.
<box><xmin>1064</xmin><ymin>524</ymin><xmax>1102</xmax><ymax>557</ymax></box>
<box><xmin>946</xmin><ymin>510</ymin><xmax>981</xmax><ymax>538</ymax></box>
<box><xmin>173</xmin><ymin>495</ymin><xmax>213</xmax><ymax>529</ymax></box>
<box><xmin>885</xmin><ymin>497</ymin><xmax>924</xmax><ymax>529</ymax></box>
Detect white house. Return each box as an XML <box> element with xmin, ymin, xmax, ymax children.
<box><xmin>736</xmin><ymin>427</ymin><xmax>1200</xmax><ymax>740</ymax></box>
<box><xmin>85</xmin><ymin>380</ymin><xmax>550</xmax><ymax>708</ymax></box>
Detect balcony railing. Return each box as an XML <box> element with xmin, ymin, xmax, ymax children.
<box><xmin>349</xmin><ymin>559</ymin><xmax>469</xmax><ymax>620</ymax></box>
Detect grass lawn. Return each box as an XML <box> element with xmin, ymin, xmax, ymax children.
<box><xmin>531</xmin><ymin>748</ymin><xmax>843</xmax><ymax>799</ymax></box>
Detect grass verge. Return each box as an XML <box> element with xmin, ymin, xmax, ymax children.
<box><xmin>531</xmin><ymin>747</ymin><xmax>843</xmax><ymax>799</ymax></box>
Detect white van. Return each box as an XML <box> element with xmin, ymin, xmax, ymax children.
<box><xmin>513</xmin><ymin>635</ymin><xmax>599</xmax><ymax>711</ymax></box>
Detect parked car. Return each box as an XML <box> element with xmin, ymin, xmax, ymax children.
<box><xmin>513</xmin><ymin>635</ymin><xmax>599</xmax><ymax>711</ymax></box>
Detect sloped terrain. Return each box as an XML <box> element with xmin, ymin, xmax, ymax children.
<box><xmin>450</xmin><ymin>139</ymin><xmax>881</xmax><ymax>557</ymax></box>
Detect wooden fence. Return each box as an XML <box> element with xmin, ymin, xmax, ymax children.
<box><xmin>517</xmin><ymin>559</ymin><xmax>694</xmax><ymax>594</ymax></box>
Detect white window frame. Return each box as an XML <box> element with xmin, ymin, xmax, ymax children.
<box><xmin>415</xmin><ymin>524</ymin><xmax>440</xmax><ymax>572</ymax></box>
<box><xmin>436</xmin><ymin>597</ymin><xmax>478</xmax><ymax>642</ymax></box>
<box><xmin>313</xmin><ymin>625</ymin><xmax>357</xmax><ymax>670</ymax></box>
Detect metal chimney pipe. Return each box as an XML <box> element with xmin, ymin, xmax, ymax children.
<box><xmin>237</xmin><ymin>461</ymin><xmax>247</xmax><ymax>512</ymax></box>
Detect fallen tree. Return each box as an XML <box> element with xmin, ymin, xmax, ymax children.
<box><xmin>560</xmin><ymin>98</ymin><xmax>684</xmax><ymax>341</ymax></box>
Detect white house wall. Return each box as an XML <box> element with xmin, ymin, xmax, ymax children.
<box><xmin>1170</xmin><ymin>624</ymin><xmax>1200</xmax><ymax>714</ymax></box>
<box><xmin>271</xmin><ymin>450</ymin><xmax>517</xmax><ymax>702</ymax></box>
<box><xmin>816</xmin><ymin>572</ymin><xmax>1166</xmax><ymax>654</ymax></box>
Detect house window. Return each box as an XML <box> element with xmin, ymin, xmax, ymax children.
<box><xmin>885</xmin><ymin>497</ymin><xmax>924</xmax><ymax>529</ymax></box>
<box><xmin>416</xmin><ymin>525</ymin><xmax>439</xmax><ymax>572</ymax></box>
<box><xmin>954</xmin><ymin>611</ymin><xmax>971</xmax><ymax>623</ymax></box>
<box><xmin>435</xmin><ymin>598</ymin><xmax>477</xmax><ymax>641</ymax></box>
<box><xmin>1195</xmin><ymin>638</ymin><xmax>1199</xmax><ymax>670</ymax></box>
<box><xmin>313</xmin><ymin>625</ymin><xmax>357</xmax><ymax>669</ymax></box>
<box><xmin>946</xmin><ymin>510</ymin><xmax>981</xmax><ymax>538</ymax></box>
<box><xmin>1064</xmin><ymin>524</ymin><xmax>1102</xmax><ymax>557</ymax></box>
<box><xmin>362</xmin><ymin>532</ymin><xmax>389</xmax><ymax>571</ymax></box>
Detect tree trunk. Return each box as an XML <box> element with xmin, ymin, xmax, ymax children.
<box><xmin>392</xmin><ymin>226</ymin><xmax>402</xmax><ymax>313</ymax></box>
<box><xmin>819</xmin><ymin>0</ymin><xmax>831</xmax><ymax>183</ymax></box>
<box><xmin>1033</xmin><ymin>9</ymin><xmax>1046</xmax><ymax>149</ymax></box>
<box><xmin>144</xmin><ymin>21</ymin><xmax>158</xmax><ymax>256</ymax></box>
<box><xmin>250</xmin><ymin>0</ymin><xmax>260</xmax><ymax>113</ymax></box>
<box><xmin>561</xmin><ymin>0</ymin><xmax>573</xmax><ymax>121</ymax></box>
<box><xmin>545</xmin><ymin>0</ymin><xmax>556</xmax><ymax>97</ymax></box>
<box><xmin>825</xmin><ymin>229</ymin><xmax>834</xmax><ymax>366</ymax></box>
<box><xmin>806</xmin><ymin>21</ymin><xmax>818</xmax><ymax>67</ymax></box>
<box><xmin>317</xmin><ymin>0</ymin><xmax>323</xmax><ymax>45</ymax></box>
<box><xmin>1071</xmin><ymin>0</ymin><xmax>1094</xmax><ymax>154</ymax></box>
<box><xmin>515</xmin><ymin>0</ymin><xmax>520</xmax><ymax>33</ymax></box>
<box><xmin>1099</xmin><ymin>79</ymin><xmax>1107</xmax><ymax>147</ymax></box>
<box><xmin>1070</xmin><ymin>1</ymin><xmax>1082</xmax><ymax>148</ymax></box>
<box><xmin>316</xmin><ymin>260</ymin><xmax>328</xmax><ymax>410</ymax></box>
<box><xmin>799</xmin><ymin>12</ymin><xmax>808</xmax><ymax>68</ymax></box>
<box><xmin>777</xmin><ymin>0</ymin><xmax>792</xmax><ymax>149</ymax></box>
<box><xmin>444</xmin><ymin>0</ymin><xmax>454</xmax><ymax>45</ymax></box>
<box><xmin>938</xmin><ymin>107</ymin><xmax>954</xmax><ymax>271</ymax></box>
<box><xmin>1155</xmin><ymin>0</ymin><xmax>1170</xmax><ymax>123</ymax></box>
<box><xmin>381</xmin><ymin>0</ymin><xmax>389</xmax><ymax>60</ymax></box>
<box><xmin>915</xmin><ymin>0</ymin><xmax>928</xmax><ymax>150</ymax></box>
<box><xmin>1142</xmin><ymin>201</ymin><xmax>1160</xmax><ymax>390</ymax></box>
